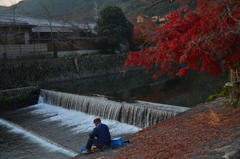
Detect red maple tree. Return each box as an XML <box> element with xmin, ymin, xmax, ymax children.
<box><xmin>125</xmin><ymin>0</ymin><xmax>240</xmax><ymax>79</ymax></box>
<box><xmin>131</xmin><ymin>20</ymin><xmax>159</xmax><ymax>48</ymax></box>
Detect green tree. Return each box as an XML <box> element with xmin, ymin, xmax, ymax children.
<box><xmin>95</xmin><ymin>5</ymin><xmax>134</xmax><ymax>53</ymax></box>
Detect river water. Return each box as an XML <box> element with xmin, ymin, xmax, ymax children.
<box><xmin>0</xmin><ymin>119</ymin><xmax>76</xmax><ymax>159</ymax></box>
<box><xmin>0</xmin><ymin>98</ymin><xmax>141</xmax><ymax>159</ymax></box>
<box><xmin>40</xmin><ymin>70</ymin><xmax>228</xmax><ymax>107</ymax></box>
<box><xmin>0</xmin><ymin>70</ymin><xmax>228</xmax><ymax>159</ymax></box>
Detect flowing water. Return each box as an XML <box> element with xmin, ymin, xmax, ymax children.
<box><xmin>39</xmin><ymin>89</ymin><xmax>188</xmax><ymax>128</ymax></box>
<box><xmin>0</xmin><ymin>70</ymin><xmax>228</xmax><ymax>159</ymax></box>
<box><xmin>0</xmin><ymin>97</ymin><xmax>142</xmax><ymax>159</ymax></box>
<box><xmin>0</xmin><ymin>119</ymin><xmax>76</xmax><ymax>159</ymax></box>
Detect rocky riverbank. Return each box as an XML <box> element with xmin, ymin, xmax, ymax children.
<box><xmin>71</xmin><ymin>97</ymin><xmax>240</xmax><ymax>159</ymax></box>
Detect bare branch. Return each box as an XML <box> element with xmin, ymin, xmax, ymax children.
<box><xmin>144</xmin><ymin>0</ymin><xmax>170</xmax><ymax>11</ymax></box>
<box><xmin>144</xmin><ymin>0</ymin><xmax>194</xmax><ymax>11</ymax></box>
<box><xmin>227</xmin><ymin>3</ymin><xmax>240</xmax><ymax>23</ymax></box>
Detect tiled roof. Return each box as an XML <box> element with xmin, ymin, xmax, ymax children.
<box><xmin>0</xmin><ymin>14</ymin><xmax>96</xmax><ymax>32</ymax></box>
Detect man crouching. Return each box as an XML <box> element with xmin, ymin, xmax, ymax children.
<box><xmin>82</xmin><ymin>118</ymin><xmax>112</xmax><ymax>154</ymax></box>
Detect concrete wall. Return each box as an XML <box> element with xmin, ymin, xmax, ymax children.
<box><xmin>0</xmin><ymin>44</ymin><xmax>47</xmax><ymax>54</ymax></box>
<box><xmin>0</xmin><ymin>44</ymin><xmax>48</xmax><ymax>60</ymax></box>
<box><xmin>49</xmin><ymin>50</ymin><xmax>98</xmax><ymax>57</ymax></box>
<box><xmin>30</xmin><ymin>39</ymin><xmax>103</xmax><ymax>52</ymax></box>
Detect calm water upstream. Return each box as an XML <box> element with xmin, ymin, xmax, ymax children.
<box><xmin>40</xmin><ymin>70</ymin><xmax>228</xmax><ymax>107</ymax></box>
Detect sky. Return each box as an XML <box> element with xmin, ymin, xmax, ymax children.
<box><xmin>0</xmin><ymin>0</ymin><xmax>22</xmax><ymax>6</ymax></box>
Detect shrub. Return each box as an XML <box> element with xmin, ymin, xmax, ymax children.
<box><xmin>18</xmin><ymin>94</ymin><xmax>27</xmax><ymax>101</ymax></box>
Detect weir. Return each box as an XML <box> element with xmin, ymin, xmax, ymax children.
<box><xmin>40</xmin><ymin>89</ymin><xmax>189</xmax><ymax>128</ymax></box>
<box><xmin>0</xmin><ymin>118</ymin><xmax>77</xmax><ymax>156</ymax></box>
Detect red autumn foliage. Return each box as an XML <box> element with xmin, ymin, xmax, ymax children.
<box><xmin>125</xmin><ymin>0</ymin><xmax>240</xmax><ymax>79</ymax></box>
<box><xmin>131</xmin><ymin>20</ymin><xmax>159</xmax><ymax>47</ymax></box>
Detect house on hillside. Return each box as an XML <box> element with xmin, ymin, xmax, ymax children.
<box><xmin>136</xmin><ymin>15</ymin><xmax>150</xmax><ymax>23</ymax></box>
<box><xmin>151</xmin><ymin>15</ymin><xmax>168</xmax><ymax>26</ymax></box>
<box><xmin>136</xmin><ymin>14</ymin><xmax>168</xmax><ymax>27</ymax></box>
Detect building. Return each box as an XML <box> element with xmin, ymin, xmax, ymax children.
<box><xmin>151</xmin><ymin>16</ymin><xmax>167</xmax><ymax>26</ymax></box>
<box><xmin>0</xmin><ymin>14</ymin><xmax>36</xmax><ymax>45</ymax></box>
<box><xmin>136</xmin><ymin>14</ymin><xmax>168</xmax><ymax>27</ymax></box>
<box><xmin>0</xmin><ymin>14</ymin><xmax>100</xmax><ymax>53</ymax></box>
<box><xmin>136</xmin><ymin>15</ymin><xmax>150</xmax><ymax>23</ymax></box>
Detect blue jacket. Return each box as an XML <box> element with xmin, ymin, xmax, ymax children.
<box><xmin>89</xmin><ymin>123</ymin><xmax>111</xmax><ymax>145</ymax></box>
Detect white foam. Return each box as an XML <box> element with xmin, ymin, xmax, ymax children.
<box><xmin>28</xmin><ymin>103</ymin><xmax>142</xmax><ymax>135</ymax></box>
<box><xmin>0</xmin><ymin>118</ymin><xmax>76</xmax><ymax>157</ymax></box>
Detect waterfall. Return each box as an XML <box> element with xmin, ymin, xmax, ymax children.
<box><xmin>40</xmin><ymin>89</ymin><xmax>189</xmax><ymax>128</ymax></box>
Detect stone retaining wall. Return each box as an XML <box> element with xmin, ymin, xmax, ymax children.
<box><xmin>0</xmin><ymin>86</ymin><xmax>40</xmax><ymax>110</ymax></box>
<box><xmin>0</xmin><ymin>53</ymin><xmax>130</xmax><ymax>109</ymax></box>
<box><xmin>0</xmin><ymin>53</ymin><xmax>128</xmax><ymax>89</ymax></box>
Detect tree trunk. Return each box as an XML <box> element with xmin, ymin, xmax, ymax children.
<box><xmin>53</xmin><ymin>39</ymin><xmax>58</xmax><ymax>58</ymax></box>
<box><xmin>3</xmin><ymin>44</ymin><xmax>7</xmax><ymax>61</ymax></box>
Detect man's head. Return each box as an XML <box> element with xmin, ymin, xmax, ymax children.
<box><xmin>93</xmin><ymin>118</ymin><xmax>101</xmax><ymax>126</ymax></box>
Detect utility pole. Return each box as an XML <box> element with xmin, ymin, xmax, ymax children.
<box><xmin>94</xmin><ymin>2</ymin><xmax>98</xmax><ymax>20</ymax></box>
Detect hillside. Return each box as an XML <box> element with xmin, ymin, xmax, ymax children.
<box><xmin>0</xmin><ymin>0</ymin><xmax>190</xmax><ymax>22</ymax></box>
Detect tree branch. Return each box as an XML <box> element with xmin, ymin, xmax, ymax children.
<box><xmin>144</xmin><ymin>0</ymin><xmax>194</xmax><ymax>11</ymax></box>
<box><xmin>227</xmin><ymin>3</ymin><xmax>240</xmax><ymax>23</ymax></box>
<box><xmin>144</xmin><ymin>0</ymin><xmax>170</xmax><ymax>11</ymax></box>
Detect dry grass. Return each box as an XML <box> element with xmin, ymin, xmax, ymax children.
<box><xmin>208</xmin><ymin>108</ymin><xmax>221</xmax><ymax>124</ymax></box>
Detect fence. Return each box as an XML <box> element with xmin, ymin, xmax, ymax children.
<box><xmin>230</xmin><ymin>69</ymin><xmax>240</xmax><ymax>83</ymax></box>
<box><xmin>0</xmin><ymin>44</ymin><xmax>48</xmax><ymax>61</ymax></box>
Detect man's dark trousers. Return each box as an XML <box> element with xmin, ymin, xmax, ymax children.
<box><xmin>86</xmin><ymin>138</ymin><xmax>111</xmax><ymax>150</ymax></box>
